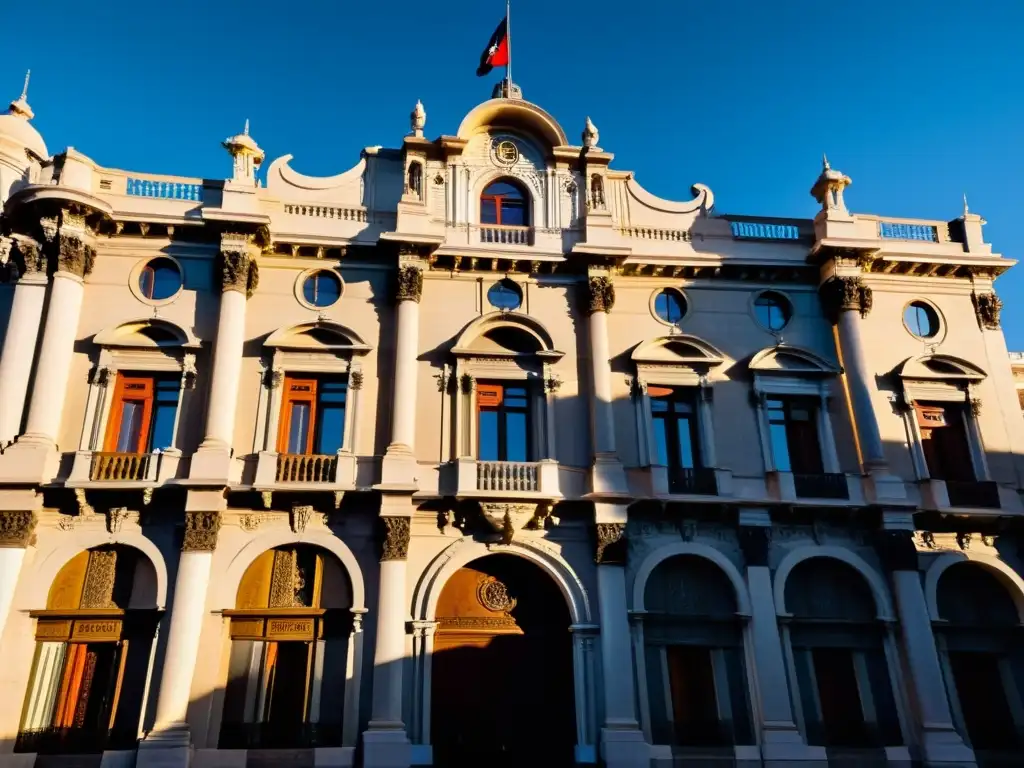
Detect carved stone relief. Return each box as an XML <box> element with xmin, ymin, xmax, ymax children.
<box><xmin>585</xmin><ymin>276</ymin><xmax>615</xmax><ymax>314</ymax></box>
<box><xmin>0</xmin><ymin>511</ymin><xmax>37</xmax><ymax>547</ymax></box>
<box><xmin>395</xmin><ymin>264</ymin><xmax>424</xmax><ymax>303</ymax></box>
<box><xmin>183</xmin><ymin>511</ymin><xmax>221</xmax><ymax>552</ymax></box>
<box><xmin>972</xmin><ymin>291</ymin><xmax>1002</xmax><ymax>330</ymax></box>
<box><xmin>218</xmin><ymin>248</ymin><xmax>259</xmax><ymax>297</ymax></box>
<box><xmin>80</xmin><ymin>550</ymin><xmax>117</xmax><ymax>609</ymax></box>
<box><xmin>381</xmin><ymin>516</ymin><xmax>411</xmax><ymax>561</ymax></box>
<box><xmin>819</xmin><ymin>275</ymin><xmax>873</xmax><ymax>323</ymax></box>
<box><xmin>477</xmin><ymin>575</ymin><xmax>517</xmax><ymax>613</ymax></box>
<box><xmin>595</xmin><ymin>523</ymin><xmax>626</xmax><ymax>565</ymax></box>
<box><xmin>291</xmin><ymin>505</ymin><xmax>314</xmax><ymax>533</ymax></box>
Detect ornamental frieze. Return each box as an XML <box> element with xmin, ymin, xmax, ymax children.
<box><xmin>0</xmin><ymin>510</ymin><xmax>37</xmax><ymax>547</ymax></box>
<box><xmin>395</xmin><ymin>265</ymin><xmax>424</xmax><ymax>303</ymax></box>
<box><xmin>818</xmin><ymin>275</ymin><xmax>873</xmax><ymax>323</ymax></box>
<box><xmin>971</xmin><ymin>291</ymin><xmax>1002</xmax><ymax>330</ymax></box>
<box><xmin>381</xmin><ymin>516</ymin><xmax>411</xmax><ymax>561</ymax></box>
<box><xmin>182</xmin><ymin>511</ymin><xmax>221</xmax><ymax>551</ymax></box>
<box><xmin>595</xmin><ymin>522</ymin><xmax>626</xmax><ymax>565</ymax></box>
<box><xmin>585</xmin><ymin>276</ymin><xmax>615</xmax><ymax>314</ymax></box>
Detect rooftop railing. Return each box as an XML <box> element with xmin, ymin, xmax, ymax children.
<box><xmin>125</xmin><ymin>177</ymin><xmax>203</xmax><ymax>201</ymax></box>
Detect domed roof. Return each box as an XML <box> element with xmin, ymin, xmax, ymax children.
<box><xmin>0</xmin><ymin>73</ymin><xmax>47</xmax><ymax>159</ymax></box>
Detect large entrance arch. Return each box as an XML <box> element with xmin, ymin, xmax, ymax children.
<box><xmin>430</xmin><ymin>554</ymin><xmax>576</xmax><ymax>766</ymax></box>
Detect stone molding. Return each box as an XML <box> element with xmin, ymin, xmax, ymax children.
<box><xmin>819</xmin><ymin>275</ymin><xmax>872</xmax><ymax>323</ymax></box>
<box><xmin>585</xmin><ymin>276</ymin><xmax>615</xmax><ymax>314</ymax></box>
<box><xmin>183</xmin><ymin>511</ymin><xmax>221</xmax><ymax>552</ymax></box>
<box><xmin>0</xmin><ymin>511</ymin><xmax>37</xmax><ymax>548</ymax></box>
<box><xmin>972</xmin><ymin>291</ymin><xmax>1002</xmax><ymax>330</ymax></box>
<box><xmin>381</xmin><ymin>516</ymin><xmax>411</xmax><ymax>561</ymax></box>
<box><xmin>595</xmin><ymin>522</ymin><xmax>626</xmax><ymax>565</ymax></box>
<box><xmin>395</xmin><ymin>264</ymin><xmax>423</xmax><ymax>303</ymax></box>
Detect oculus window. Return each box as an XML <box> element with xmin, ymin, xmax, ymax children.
<box><xmin>138</xmin><ymin>258</ymin><xmax>182</xmax><ymax>301</ymax></box>
<box><xmin>301</xmin><ymin>271</ymin><xmax>343</xmax><ymax>308</ymax></box>
<box><xmin>487</xmin><ymin>279</ymin><xmax>523</xmax><ymax>311</ymax></box>
<box><xmin>754</xmin><ymin>291</ymin><xmax>792</xmax><ymax>332</ymax></box>
<box><xmin>653</xmin><ymin>289</ymin><xmax>687</xmax><ymax>324</ymax></box>
<box><xmin>904</xmin><ymin>301</ymin><xmax>940</xmax><ymax>339</ymax></box>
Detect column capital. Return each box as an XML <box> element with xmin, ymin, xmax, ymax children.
<box><xmin>876</xmin><ymin>529</ymin><xmax>919</xmax><ymax>572</ymax></box>
<box><xmin>0</xmin><ymin>510</ymin><xmax>37</xmax><ymax>548</ymax></box>
<box><xmin>594</xmin><ymin>522</ymin><xmax>626</xmax><ymax>565</ymax></box>
<box><xmin>971</xmin><ymin>290</ymin><xmax>1002</xmax><ymax>330</ymax></box>
<box><xmin>217</xmin><ymin>233</ymin><xmax>260</xmax><ymax>297</ymax></box>
<box><xmin>818</xmin><ymin>275</ymin><xmax>872</xmax><ymax>323</ymax></box>
<box><xmin>585</xmin><ymin>275</ymin><xmax>615</xmax><ymax>314</ymax></box>
<box><xmin>738</xmin><ymin>525</ymin><xmax>772</xmax><ymax>567</ymax></box>
<box><xmin>394</xmin><ymin>264</ymin><xmax>423</xmax><ymax>303</ymax></box>
<box><xmin>182</xmin><ymin>511</ymin><xmax>221</xmax><ymax>551</ymax></box>
<box><xmin>0</xmin><ymin>235</ymin><xmax>47</xmax><ymax>283</ymax></box>
<box><xmin>380</xmin><ymin>515</ymin><xmax>411</xmax><ymax>561</ymax></box>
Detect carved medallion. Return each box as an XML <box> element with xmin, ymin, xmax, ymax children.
<box><xmin>492</xmin><ymin>138</ymin><xmax>520</xmax><ymax>167</ymax></box>
<box><xmin>477</xmin><ymin>575</ymin><xmax>517</xmax><ymax>613</ymax></box>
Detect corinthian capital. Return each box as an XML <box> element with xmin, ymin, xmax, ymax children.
<box><xmin>818</xmin><ymin>275</ymin><xmax>872</xmax><ymax>323</ymax></box>
<box><xmin>218</xmin><ymin>232</ymin><xmax>260</xmax><ymax>297</ymax></box>
<box><xmin>56</xmin><ymin>233</ymin><xmax>96</xmax><ymax>278</ymax></box>
<box><xmin>395</xmin><ymin>264</ymin><xmax>423</xmax><ymax>303</ymax></box>
<box><xmin>585</xmin><ymin>276</ymin><xmax>615</xmax><ymax>314</ymax></box>
<box><xmin>0</xmin><ymin>511</ymin><xmax>37</xmax><ymax>548</ymax></box>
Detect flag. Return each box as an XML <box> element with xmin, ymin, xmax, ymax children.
<box><xmin>477</xmin><ymin>16</ymin><xmax>509</xmax><ymax>76</ymax></box>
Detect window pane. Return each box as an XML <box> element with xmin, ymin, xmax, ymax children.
<box><xmin>478</xmin><ymin>411</ymin><xmax>499</xmax><ymax>461</ymax></box>
<box><xmin>504</xmin><ymin>386</ymin><xmax>528</xmax><ymax>408</ymax></box>
<box><xmin>287</xmin><ymin>403</ymin><xmax>311</xmax><ymax>454</ymax></box>
<box><xmin>316</xmin><ymin>405</ymin><xmax>345</xmax><ymax>454</ymax></box>
<box><xmin>675</xmin><ymin>416</ymin><xmax>696</xmax><ymax>468</ymax></box>
<box><xmin>655</xmin><ymin>290</ymin><xmax>685</xmax><ymax>323</ymax></box>
<box><xmin>150</xmin><ymin>399</ymin><xmax>177</xmax><ymax>451</ymax></box>
<box><xmin>500</xmin><ymin>199</ymin><xmax>526</xmax><ymax>226</ymax></box>
<box><xmin>139</xmin><ymin>268</ymin><xmax>154</xmax><ymax>300</ymax></box>
<box><xmin>116</xmin><ymin>402</ymin><xmax>144</xmax><ymax>452</ymax></box>
<box><xmin>504</xmin><ymin>411</ymin><xmax>528</xmax><ymax>461</ymax></box>
<box><xmin>480</xmin><ymin>198</ymin><xmax>498</xmax><ymax>225</ymax></box>
<box><xmin>652</xmin><ymin>417</ymin><xmax>669</xmax><ymax>465</ymax></box>
<box><xmin>769</xmin><ymin>422</ymin><xmax>791</xmax><ymax>471</ymax></box>
<box><xmin>651</xmin><ymin>399</ymin><xmax>669</xmax><ymax>413</ymax></box>
<box><xmin>484</xmin><ymin>181</ymin><xmax>523</xmax><ymax>198</ymax></box>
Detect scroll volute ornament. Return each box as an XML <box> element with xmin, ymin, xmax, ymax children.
<box><xmin>182</xmin><ymin>511</ymin><xmax>221</xmax><ymax>552</ymax></box>
<box><xmin>0</xmin><ymin>510</ymin><xmax>37</xmax><ymax>547</ymax></box>
<box><xmin>380</xmin><ymin>516</ymin><xmax>411</xmax><ymax>561</ymax></box>
<box><xmin>585</xmin><ymin>276</ymin><xmax>615</xmax><ymax>314</ymax></box>
<box><xmin>595</xmin><ymin>522</ymin><xmax>626</xmax><ymax>565</ymax></box>
<box><xmin>971</xmin><ymin>291</ymin><xmax>1002</xmax><ymax>330</ymax></box>
<box><xmin>818</xmin><ymin>275</ymin><xmax>873</xmax><ymax>324</ymax></box>
<box><xmin>395</xmin><ymin>265</ymin><xmax>423</xmax><ymax>303</ymax></box>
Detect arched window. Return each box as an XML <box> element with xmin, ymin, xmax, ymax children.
<box><xmin>784</xmin><ymin>558</ymin><xmax>902</xmax><ymax>753</ymax></box>
<box><xmin>407</xmin><ymin>161</ymin><xmax>423</xmax><ymax>199</ymax></box>
<box><xmin>481</xmin><ymin>179</ymin><xmax>529</xmax><ymax>226</ymax></box>
<box><xmin>642</xmin><ymin>555</ymin><xmax>752</xmax><ymax>750</ymax></box>
<box><xmin>936</xmin><ymin>563</ymin><xmax>1023</xmax><ymax>755</ymax></box>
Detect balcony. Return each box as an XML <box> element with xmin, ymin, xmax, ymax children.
<box><xmin>945</xmin><ymin>480</ymin><xmax>1001</xmax><ymax>509</ymax></box>
<box><xmin>479</xmin><ymin>224</ymin><xmax>532</xmax><ymax>246</ymax></box>
<box><xmin>667</xmin><ymin>467</ymin><xmax>718</xmax><ymax>495</ymax></box>
<box><xmin>450</xmin><ymin>458</ymin><xmax>561</xmax><ymax>498</ymax></box>
<box><xmin>252</xmin><ymin>450</ymin><xmax>357</xmax><ymax>489</ymax></box>
<box><xmin>794</xmin><ymin>472</ymin><xmax>850</xmax><ymax>500</ymax></box>
<box><xmin>67</xmin><ymin>449</ymin><xmax>184</xmax><ymax>486</ymax></box>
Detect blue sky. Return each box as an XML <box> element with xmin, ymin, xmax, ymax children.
<box><xmin>4</xmin><ymin>1</ymin><xmax>1023</xmax><ymax>345</ymax></box>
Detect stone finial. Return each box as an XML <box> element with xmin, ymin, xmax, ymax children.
<box><xmin>810</xmin><ymin>154</ymin><xmax>852</xmax><ymax>216</ymax></box>
<box><xmin>963</xmin><ymin>192</ymin><xmax>970</xmax><ymax>217</ymax></box>
<box><xmin>8</xmin><ymin>70</ymin><xmax>33</xmax><ymax>120</ymax></box>
<box><xmin>410</xmin><ymin>99</ymin><xmax>426</xmax><ymax>138</ymax></box>
<box><xmin>582</xmin><ymin>116</ymin><xmax>599</xmax><ymax>149</ymax></box>
<box><xmin>222</xmin><ymin>119</ymin><xmax>265</xmax><ymax>185</ymax></box>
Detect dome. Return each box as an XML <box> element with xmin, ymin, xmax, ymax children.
<box><xmin>0</xmin><ymin>112</ymin><xmax>47</xmax><ymax>159</ymax></box>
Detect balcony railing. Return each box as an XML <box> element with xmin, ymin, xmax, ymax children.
<box><xmin>480</xmin><ymin>225</ymin><xmax>532</xmax><ymax>245</ymax></box>
<box><xmin>946</xmin><ymin>480</ymin><xmax>1000</xmax><ymax>509</ymax></box>
<box><xmin>477</xmin><ymin>461</ymin><xmax>539</xmax><ymax>492</ymax></box>
<box><xmin>276</xmin><ymin>453</ymin><xmax>338</xmax><ymax>483</ymax></box>
<box><xmin>218</xmin><ymin>721</ymin><xmax>342</xmax><ymax>750</ymax></box>
<box><xmin>90</xmin><ymin>451</ymin><xmax>151</xmax><ymax>481</ymax></box>
<box><xmin>667</xmin><ymin>467</ymin><xmax>718</xmax><ymax>495</ymax></box>
<box><xmin>794</xmin><ymin>472</ymin><xmax>850</xmax><ymax>500</ymax></box>
<box><xmin>15</xmin><ymin>726</ymin><xmax>137</xmax><ymax>754</ymax></box>
<box><xmin>125</xmin><ymin>177</ymin><xmax>202</xmax><ymax>201</ymax></box>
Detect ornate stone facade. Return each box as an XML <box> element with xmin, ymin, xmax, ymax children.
<box><xmin>0</xmin><ymin>510</ymin><xmax>36</xmax><ymax>547</ymax></box>
<box><xmin>972</xmin><ymin>290</ymin><xmax>1002</xmax><ymax>329</ymax></box>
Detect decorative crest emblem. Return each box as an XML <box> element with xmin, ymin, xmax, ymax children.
<box><xmin>492</xmin><ymin>138</ymin><xmax>520</xmax><ymax>166</ymax></box>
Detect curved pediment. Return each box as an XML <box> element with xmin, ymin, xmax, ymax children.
<box><xmin>457</xmin><ymin>99</ymin><xmax>569</xmax><ymax>150</ymax></box>
<box><xmin>93</xmin><ymin>318</ymin><xmax>200</xmax><ymax>349</ymax></box>
<box><xmin>265</xmin><ymin>153</ymin><xmax>367</xmax><ymax>196</ymax></box>
<box><xmin>624</xmin><ymin>178</ymin><xmax>715</xmax><ymax>215</ymax></box>
<box><xmin>452</xmin><ymin>312</ymin><xmax>562</xmax><ymax>360</ymax></box>
<box><xmin>632</xmin><ymin>335</ymin><xmax>725</xmax><ymax>368</ymax></box>
<box><xmin>897</xmin><ymin>354</ymin><xmax>987</xmax><ymax>382</ymax></box>
<box><xmin>265</xmin><ymin>320</ymin><xmax>371</xmax><ymax>354</ymax></box>
<box><xmin>749</xmin><ymin>345</ymin><xmax>839</xmax><ymax>375</ymax></box>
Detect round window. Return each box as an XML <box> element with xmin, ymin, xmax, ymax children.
<box><xmin>302</xmin><ymin>270</ymin><xmax>342</xmax><ymax>308</ymax></box>
<box><xmin>487</xmin><ymin>279</ymin><xmax>523</xmax><ymax>311</ymax></box>
<box><xmin>904</xmin><ymin>301</ymin><xmax>940</xmax><ymax>338</ymax></box>
<box><xmin>139</xmin><ymin>257</ymin><xmax>182</xmax><ymax>301</ymax></box>
<box><xmin>754</xmin><ymin>291</ymin><xmax>792</xmax><ymax>332</ymax></box>
<box><xmin>653</xmin><ymin>289</ymin><xmax>687</xmax><ymax>324</ymax></box>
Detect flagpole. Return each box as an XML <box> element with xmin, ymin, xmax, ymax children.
<box><xmin>506</xmin><ymin>0</ymin><xmax>512</xmax><ymax>94</ymax></box>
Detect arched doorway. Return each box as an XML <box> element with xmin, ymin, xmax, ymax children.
<box><xmin>431</xmin><ymin>554</ymin><xmax>575</xmax><ymax>766</ymax></box>
<box><xmin>936</xmin><ymin>562</ymin><xmax>1024</xmax><ymax>757</ymax></box>
<box><xmin>17</xmin><ymin>545</ymin><xmax>160</xmax><ymax>755</ymax></box>
<box><xmin>219</xmin><ymin>544</ymin><xmax>352</xmax><ymax>749</ymax></box>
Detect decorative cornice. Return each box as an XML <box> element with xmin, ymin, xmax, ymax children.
<box><xmin>818</xmin><ymin>275</ymin><xmax>872</xmax><ymax>324</ymax></box>
<box><xmin>182</xmin><ymin>511</ymin><xmax>221</xmax><ymax>552</ymax></box>
<box><xmin>395</xmin><ymin>264</ymin><xmax>423</xmax><ymax>303</ymax></box>
<box><xmin>971</xmin><ymin>291</ymin><xmax>1002</xmax><ymax>330</ymax></box>
<box><xmin>595</xmin><ymin>522</ymin><xmax>626</xmax><ymax>565</ymax></box>
<box><xmin>585</xmin><ymin>276</ymin><xmax>615</xmax><ymax>314</ymax></box>
<box><xmin>0</xmin><ymin>511</ymin><xmax>37</xmax><ymax>547</ymax></box>
<box><xmin>381</xmin><ymin>516</ymin><xmax>411</xmax><ymax>561</ymax></box>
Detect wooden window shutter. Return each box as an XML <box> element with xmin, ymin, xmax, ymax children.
<box><xmin>278</xmin><ymin>376</ymin><xmax>319</xmax><ymax>453</ymax></box>
<box><xmin>477</xmin><ymin>383</ymin><xmax>503</xmax><ymax>408</ymax></box>
<box><xmin>104</xmin><ymin>375</ymin><xmax>155</xmax><ymax>453</ymax></box>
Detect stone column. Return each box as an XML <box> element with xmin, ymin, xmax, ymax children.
<box><xmin>737</xmin><ymin>517</ymin><xmax>816</xmax><ymax>763</ymax></box>
<box><xmin>594</xmin><ymin>520</ymin><xmax>649</xmax><ymax>768</ymax></box>
<box><xmin>190</xmin><ymin>233</ymin><xmax>258</xmax><ymax>479</ymax></box>
<box><xmin>585</xmin><ymin>275</ymin><xmax>627</xmax><ymax>494</ymax></box>
<box><xmin>381</xmin><ymin>264</ymin><xmax>422</xmax><ymax>487</ymax></box>
<box><xmin>0</xmin><ymin>511</ymin><xmax>36</xmax><ymax>642</ymax></box>
<box><xmin>0</xmin><ymin>237</ymin><xmax>48</xmax><ymax>447</ymax></box>
<box><xmin>20</xmin><ymin>213</ymin><xmax>95</xmax><ymax>448</ymax></box>
<box><xmin>363</xmin><ymin>515</ymin><xmax>412</xmax><ymax>768</ymax></box>
<box><xmin>138</xmin><ymin>511</ymin><xmax>220</xmax><ymax>762</ymax></box>
<box><xmin>878</xmin><ymin>529</ymin><xmax>975</xmax><ymax>765</ymax></box>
